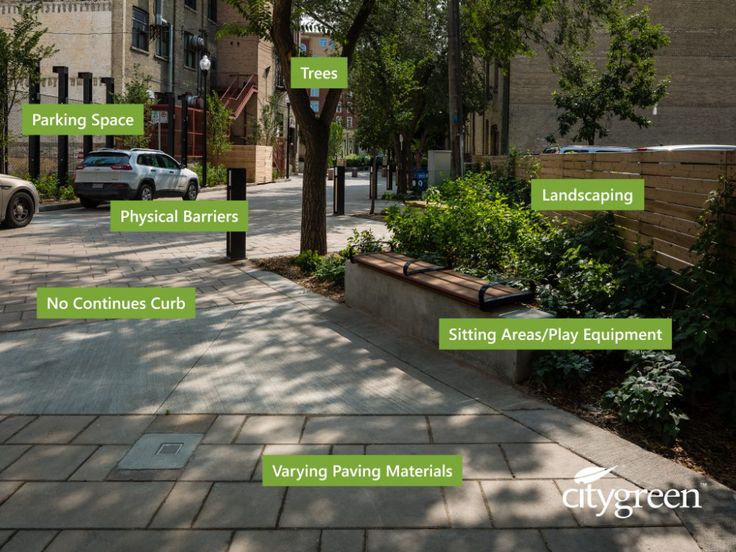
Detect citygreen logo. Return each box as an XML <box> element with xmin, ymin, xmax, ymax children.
<box><xmin>262</xmin><ymin>455</ymin><xmax>462</xmax><ymax>486</ymax></box>
<box><xmin>22</xmin><ymin>104</ymin><xmax>144</xmax><ymax>135</ymax></box>
<box><xmin>37</xmin><ymin>288</ymin><xmax>196</xmax><ymax>319</ymax></box>
<box><xmin>291</xmin><ymin>57</ymin><xmax>348</xmax><ymax>89</ymax></box>
<box><xmin>531</xmin><ymin>179</ymin><xmax>645</xmax><ymax>211</ymax></box>
<box><xmin>110</xmin><ymin>201</ymin><xmax>248</xmax><ymax>233</ymax></box>
<box><xmin>439</xmin><ymin>318</ymin><xmax>672</xmax><ymax>350</ymax></box>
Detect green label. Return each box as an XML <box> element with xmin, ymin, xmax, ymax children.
<box><xmin>262</xmin><ymin>455</ymin><xmax>462</xmax><ymax>487</ymax></box>
<box><xmin>439</xmin><ymin>318</ymin><xmax>671</xmax><ymax>350</ymax></box>
<box><xmin>37</xmin><ymin>288</ymin><xmax>196</xmax><ymax>319</ymax></box>
<box><xmin>22</xmin><ymin>104</ymin><xmax>144</xmax><ymax>136</ymax></box>
<box><xmin>531</xmin><ymin>179</ymin><xmax>645</xmax><ymax>210</ymax></box>
<box><xmin>110</xmin><ymin>201</ymin><xmax>248</xmax><ymax>232</ymax></box>
<box><xmin>291</xmin><ymin>57</ymin><xmax>348</xmax><ymax>89</ymax></box>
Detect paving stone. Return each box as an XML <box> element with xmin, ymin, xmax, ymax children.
<box><xmin>46</xmin><ymin>530</ymin><xmax>232</xmax><ymax>552</ymax></box>
<box><xmin>107</xmin><ymin>469</ymin><xmax>182</xmax><ymax>481</ymax></box>
<box><xmin>332</xmin><ymin>445</ymin><xmax>364</xmax><ymax>454</ymax></box>
<box><xmin>150</xmin><ymin>481</ymin><xmax>212</xmax><ymax>528</ymax></box>
<box><xmin>203</xmin><ymin>415</ymin><xmax>246</xmax><ymax>444</ymax></box>
<box><xmin>542</xmin><ymin>527</ymin><xmax>702</xmax><ymax>552</ymax></box>
<box><xmin>0</xmin><ymin>445</ymin><xmax>96</xmax><ymax>481</ymax></box>
<box><xmin>69</xmin><ymin>446</ymin><xmax>128</xmax><ymax>481</ymax></box>
<box><xmin>253</xmin><ymin>445</ymin><xmax>330</xmax><ymax>480</ymax></box>
<box><xmin>481</xmin><ymin>480</ymin><xmax>578</xmax><ymax>528</ymax></box>
<box><xmin>0</xmin><ymin>530</ymin><xmax>57</xmax><ymax>552</ymax></box>
<box><xmin>7</xmin><ymin>416</ymin><xmax>95</xmax><ymax>444</ymax></box>
<box><xmin>501</xmin><ymin>443</ymin><xmax>595</xmax><ymax>479</ymax></box>
<box><xmin>0</xmin><ymin>531</ymin><xmax>11</xmax><ymax>547</ymax></box>
<box><xmin>0</xmin><ymin>417</ymin><xmax>35</xmax><ymax>443</ymax></box>
<box><xmin>428</xmin><ymin>415</ymin><xmax>547</xmax><ymax>443</ymax></box>
<box><xmin>366</xmin><ymin>529</ymin><xmax>549</xmax><ymax>551</ymax></box>
<box><xmin>0</xmin><ymin>446</ymin><xmax>30</xmax><ymax>472</ymax></box>
<box><xmin>235</xmin><ymin>416</ymin><xmax>305</xmax><ymax>444</ymax></box>
<box><xmin>444</xmin><ymin>482</ymin><xmax>491</xmax><ymax>527</ymax></box>
<box><xmin>180</xmin><ymin>445</ymin><xmax>262</xmax><ymax>481</ymax></box>
<box><xmin>229</xmin><ymin>530</ymin><xmax>320</xmax><ymax>552</ymax></box>
<box><xmin>0</xmin><ymin>482</ymin><xmax>21</xmax><ymax>505</ymax></box>
<box><xmin>146</xmin><ymin>415</ymin><xmax>215</xmax><ymax>434</ymax></box>
<box><xmin>73</xmin><ymin>416</ymin><xmax>154</xmax><ymax>444</ymax></box>
<box><xmin>280</xmin><ymin>487</ymin><xmax>448</xmax><ymax>528</ymax></box>
<box><xmin>367</xmin><ymin>444</ymin><xmax>512</xmax><ymax>479</ymax></box>
<box><xmin>320</xmin><ymin>529</ymin><xmax>364</xmax><ymax>552</ymax></box>
<box><xmin>0</xmin><ymin>482</ymin><xmax>172</xmax><ymax>528</ymax></box>
<box><xmin>301</xmin><ymin>416</ymin><xmax>429</xmax><ymax>444</ymax></box>
<box><xmin>554</xmin><ymin>478</ymin><xmax>683</xmax><ymax>527</ymax></box>
<box><xmin>193</xmin><ymin>483</ymin><xmax>284</xmax><ymax>528</ymax></box>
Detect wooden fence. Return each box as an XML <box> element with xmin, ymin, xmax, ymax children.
<box><xmin>474</xmin><ymin>152</ymin><xmax>736</xmax><ymax>272</ymax></box>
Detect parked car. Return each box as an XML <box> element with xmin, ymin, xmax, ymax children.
<box><xmin>74</xmin><ymin>148</ymin><xmax>199</xmax><ymax>208</ymax></box>
<box><xmin>636</xmin><ymin>144</ymin><xmax>736</xmax><ymax>152</ymax></box>
<box><xmin>543</xmin><ymin>145</ymin><xmax>635</xmax><ymax>154</ymax></box>
<box><xmin>0</xmin><ymin>174</ymin><xmax>40</xmax><ymax>228</ymax></box>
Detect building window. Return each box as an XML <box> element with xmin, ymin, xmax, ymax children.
<box><xmin>156</xmin><ymin>24</ymin><xmax>169</xmax><ymax>59</ymax></box>
<box><xmin>207</xmin><ymin>0</ymin><xmax>217</xmax><ymax>21</ymax></box>
<box><xmin>132</xmin><ymin>7</ymin><xmax>149</xmax><ymax>51</ymax></box>
<box><xmin>184</xmin><ymin>32</ymin><xmax>196</xmax><ymax>69</ymax></box>
<box><xmin>310</xmin><ymin>88</ymin><xmax>319</xmax><ymax>97</ymax></box>
<box><xmin>336</xmin><ymin>102</ymin><xmax>342</xmax><ymax>113</ymax></box>
<box><xmin>346</xmin><ymin>116</ymin><xmax>353</xmax><ymax>129</ymax></box>
<box><xmin>335</xmin><ymin>116</ymin><xmax>342</xmax><ymax>125</ymax></box>
<box><xmin>319</xmin><ymin>38</ymin><xmax>328</xmax><ymax>48</ymax></box>
<box><xmin>310</xmin><ymin>100</ymin><xmax>319</xmax><ymax>113</ymax></box>
<box><xmin>184</xmin><ymin>0</ymin><xmax>196</xmax><ymax>10</ymax></box>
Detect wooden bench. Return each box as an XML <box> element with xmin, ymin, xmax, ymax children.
<box><xmin>345</xmin><ymin>252</ymin><xmax>551</xmax><ymax>383</ymax></box>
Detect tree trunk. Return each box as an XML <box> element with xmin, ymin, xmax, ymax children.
<box><xmin>300</xmin><ymin>124</ymin><xmax>329</xmax><ymax>254</ymax></box>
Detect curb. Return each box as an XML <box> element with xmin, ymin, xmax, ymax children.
<box><xmin>40</xmin><ymin>202</ymin><xmax>80</xmax><ymax>212</ymax></box>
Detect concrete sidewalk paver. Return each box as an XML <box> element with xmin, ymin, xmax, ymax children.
<box><xmin>0</xmin><ymin>445</ymin><xmax>96</xmax><ymax>480</ymax></box>
<box><xmin>444</xmin><ymin>482</ymin><xmax>492</xmax><ymax>527</ymax></box>
<box><xmin>229</xmin><ymin>530</ymin><xmax>320</xmax><ymax>552</ymax></box>
<box><xmin>7</xmin><ymin>416</ymin><xmax>94</xmax><ymax>444</ymax></box>
<box><xmin>235</xmin><ymin>416</ymin><xmax>305</xmax><ymax>444</ymax></box>
<box><xmin>0</xmin><ymin>530</ymin><xmax>57</xmax><ymax>552</ymax></box>
<box><xmin>0</xmin><ymin>482</ymin><xmax>172</xmax><ymax>528</ymax></box>
<box><xmin>202</xmin><ymin>415</ymin><xmax>247</xmax><ymax>444</ymax></box>
<box><xmin>501</xmin><ymin>443</ymin><xmax>597</xmax><ymax>479</ymax></box>
<box><xmin>193</xmin><ymin>483</ymin><xmax>284</xmax><ymax>528</ymax></box>
<box><xmin>69</xmin><ymin>445</ymin><xmax>128</xmax><ymax>481</ymax></box>
<box><xmin>73</xmin><ymin>415</ymin><xmax>154</xmax><ymax>444</ymax></box>
<box><xmin>542</xmin><ymin>527</ymin><xmax>703</xmax><ymax>552</ymax></box>
<box><xmin>45</xmin><ymin>529</ymin><xmax>232</xmax><ymax>552</ymax></box>
<box><xmin>0</xmin><ymin>417</ymin><xmax>35</xmax><ymax>442</ymax></box>
<box><xmin>180</xmin><ymin>445</ymin><xmax>262</xmax><ymax>481</ymax></box>
<box><xmin>0</xmin><ymin>447</ymin><xmax>29</xmax><ymax>472</ymax></box>
<box><xmin>150</xmin><ymin>481</ymin><xmax>212</xmax><ymax>528</ymax></box>
<box><xmin>482</xmin><ymin>480</ymin><xmax>579</xmax><ymax>528</ymax></box>
<box><xmin>428</xmin><ymin>415</ymin><xmax>549</xmax><ymax>443</ymax></box>
<box><xmin>320</xmin><ymin>530</ymin><xmax>365</xmax><ymax>552</ymax></box>
<box><xmin>301</xmin><ymin>416</ymin><xmax>430</xmax><ymax>444</ymax></box>
<box><xmin>366</xmin><ymin>529</ymin><xmax>549</xmax><ymax>551</ymax></box>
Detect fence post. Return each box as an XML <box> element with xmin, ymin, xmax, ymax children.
<box><xmin>334</xmin><ymin>162</ymin><xmax>345</xmax><ymax>215</ymax></box>
<box><xmin>226</xmin><ymin>168</ymin><xmax>247</xmax><ymax>260</ymax></box>
<box><xmin>101</xmin><ymin>77</ymin><xmax>115</xmax><ymax>148</ymax></box>
<box><xmin>78</xmin><ymin>72</ymin><xmax>93</xmax><ymax>157</ymax></box>
<box><xmin>52</xmin><ymin>66</ymin><xmax>69</xmax><ymax>187</ymax></box>
<box><xmin>28</xmin><ymin>62</ymin><xmax>41</xmax><ymax>179</ymax></box>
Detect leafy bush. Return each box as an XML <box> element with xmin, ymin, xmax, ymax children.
<box><xmin>533</xmin><ymin>351</ymin><xmax>594</xmax><ymax>383</ymax></box>
<box><xmin>188</xmin><ymin>162</ymin><xmax>227</xmax><ymax>187</ymax></box>
<box><xmin>605</xmin><ymin>350</ymin><xmax>689</xmax><ymax>442</ymax></box>
<box><xmin>345</xmin><ymin>153</ymin><xmax>370</xmax><ymax>167</ymax></box>
<box><xmin>59</xmin><ymin>185</ymin><xmax>76</xmax><ymax>200</ymax></box>
<box><xmin>345</xmin><ymin>228</ymin><xmax>384</xmax><ymax>255</ymax></box>
<box><xmin>33</xmin><ymin>174</ymin><xmax>60</xmax><ymax>200</ymax></box>
<box><xmin>294</xmin><ymin>250</ymin><xmax>322</xmax><ymax>274</ymax></box>
<box><xmin>314</xmin><ymin>254</ymin><xmax>346</xmax><ymax>284</ymax></box>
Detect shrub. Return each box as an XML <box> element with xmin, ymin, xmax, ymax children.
<box><xmin>345</xmin><ymin>228</ymin><xmax>383</xmax><ymax>256</ymax></box>
<box><xmin>532</xmin><ymin>351</ymin><xmax>593</xmax><ymax>383</ymax></box>
<box><xmin>188</xmin><ymin>162</ymin><xmax>227</xmax><ymax>187</ymax></box>
<box><xmin>294</xmin><ymin>250</ymin><xmax>321</xmax><ymax>274</ymax></box>
<box><xmin>33</xmin><ymin>174</ymin><xmax>59</xmax><ymax>200</ymax></box>
<box><xmin>314</xmin><ymin>254</ymin><xmax>346</xmax><ymax>284</ymax></box>
<box><xmin>605</xmin><ymin>350</ymin><xmax>690</xmax><ymax>442</ymax></box>
<box><xmin>59</xmin><ymin>185</ymin><xmax>76</xmax><ymax>200</ymax></box>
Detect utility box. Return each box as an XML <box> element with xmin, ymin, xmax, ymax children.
<box><xmin>428</xmin><ymin>150</ymin><xmax>452</xmax><ymax>186</ymax></box>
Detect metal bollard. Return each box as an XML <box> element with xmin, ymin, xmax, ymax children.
<box><xmin>227</xmin><ymin>168</ymin><xmax>247</xmax><ymax>260</ymax></box>
<box><xmin>334</xmin><ymin>165</ymin><xmax>345</xmax><ymax>215</ymax></box>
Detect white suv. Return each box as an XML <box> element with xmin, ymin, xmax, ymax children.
<box><xmin>74</xmin><ymin>148</ymin><xmax>199</xmax><ymax>208</ymax></box>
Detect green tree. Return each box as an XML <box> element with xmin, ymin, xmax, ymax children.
<box><xmin>114</xmin><ymin>66</ymin><xmax>156</xmax><ymax>148</ymax></box>
<box><xmin>253</xmin><ymin>92</ymin><xmax>284</xmax><ymax>148</ymax></box>
<box><xmin>553</xmin><ymin>8</ymin><xmax>670</xmax><ymax>145</ymax></box>
<box><xmin>328</xmin><ymin>121</ymin><xmax>343</xmax><ymax>166</ymax></box>
<box><xmin>207</xmin><ymin>91</ymin><xmax>233</xmax><ymax>162</ymax></box>
<box><xmin>222</xmin><ymin>0</ymin><xmax>377</xmax><ymax>254</ymax></box>
<box><xmin>0</xmin><ymin>1</ymin><xmax>56</xmax><ymax>173</ymax></box>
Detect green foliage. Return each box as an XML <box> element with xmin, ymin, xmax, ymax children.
<box><xmin>553</xmin><ymin>8</ymin><xmax>670</xmax><ymax>145</ymax></box>
<box><xmin>313</xmin><ymin>254</ymin><xmax>346</xmax><ymax>284</ymax></box>
<box><xmin>345</xmin><ymin>154</ymin><xmax>370</xmax><ymax>167</ymax></box>
<box><xmin>33</xmin><ymin>174</ymin><xmax>59</xmax><ymax>200</ymax></box>
<box><xmin>328</xmin><ymin>121</ymin><xmax>344</xmax><ymax>165</ymax></box>
<box><xmin>207</xmin><ymin>92</ymin><xmax>233</xmax><ymax>161</ymax></box>
<box><xmin>674</xmin><ymin>179</ymin><xmax>736</xmax><ymax>420</ymax></box>
<box><xmin>114</xmin><ymin>66</ymin><xmax>155</xmax><ymax>148</ymax></box>
<box><xmin>252</xmin><ymin>93</ymin><xmax>284</xmax><ymax>148</ymax></box>
<box><xmin>294</xmin><ymin>250</ymin><xmax>322</xmax><ymax>274</ymax></box>
<box><xmin>344</xmin><ymin>228</ymin><xmax>384</xmax><ymax>255</ymax></box>
<box><xmin>605</xmin><ymin>351</ymin><xmax>690</xmax><ymax>442</ymax></box>
<box><xmin>533</xmin><ymin>351</ymin><xmax>593</xmax><ymax>383</ymax></box>
<box><xmin>59</xmin><ymin>185</ymin><xmax>76</xmax><ymax>200</ymax></box>
<box><xmin>188</xmin><ymin>163</ymin><xmax>227</xmax><ymax>188</ymax></box>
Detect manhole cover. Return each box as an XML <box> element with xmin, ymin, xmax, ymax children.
<box><xmin>118</xmin><ymin>433</ymin><xmax>202</xmax><ymax>470</ymax></box>
<box><xmin>156</xmin><ymin>443</ymin><xmax>183</xmax><ymax>456</ymax></box>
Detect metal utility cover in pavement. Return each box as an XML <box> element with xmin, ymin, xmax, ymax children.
<box><xmin>118</xmin><ymin>433</ymin><xmax>202</xmax><ymax>470</ymax></box>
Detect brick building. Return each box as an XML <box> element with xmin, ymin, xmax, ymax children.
<box><xmin>468</xmin><ymin>0</ymin><xmax>736</xmax><ymax>157</ymax></box>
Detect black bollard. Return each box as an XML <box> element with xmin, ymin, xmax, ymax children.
<box><xmin>227</xmin><ymin>168</ymin><xmax>247</xmax><ymax>260</ymax></box>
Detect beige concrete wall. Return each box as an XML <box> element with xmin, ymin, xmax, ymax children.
<box><xmin>219</xmin><ymin>144</ymin><xmax>273</xmax><ymax>183</ymax></box>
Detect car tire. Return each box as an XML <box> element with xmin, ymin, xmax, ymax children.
<box><xmin>183</xmin><ymin>180</ymin><xmax>199</xmax><ymax>201</ymax></box>
<box><xmin>137</xmin><ymin>182</ymin><xmax>154</xmax><ymax>201</ymax></box>
<box><xmin>3</xmin><ymin>191</ymin><xmax>35</xmax><ymax>228</ymax></box>
<box><xmin>79</xmin><ymin>197</ymin><xmax>100</xmax><ymax>209</ymax></box>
